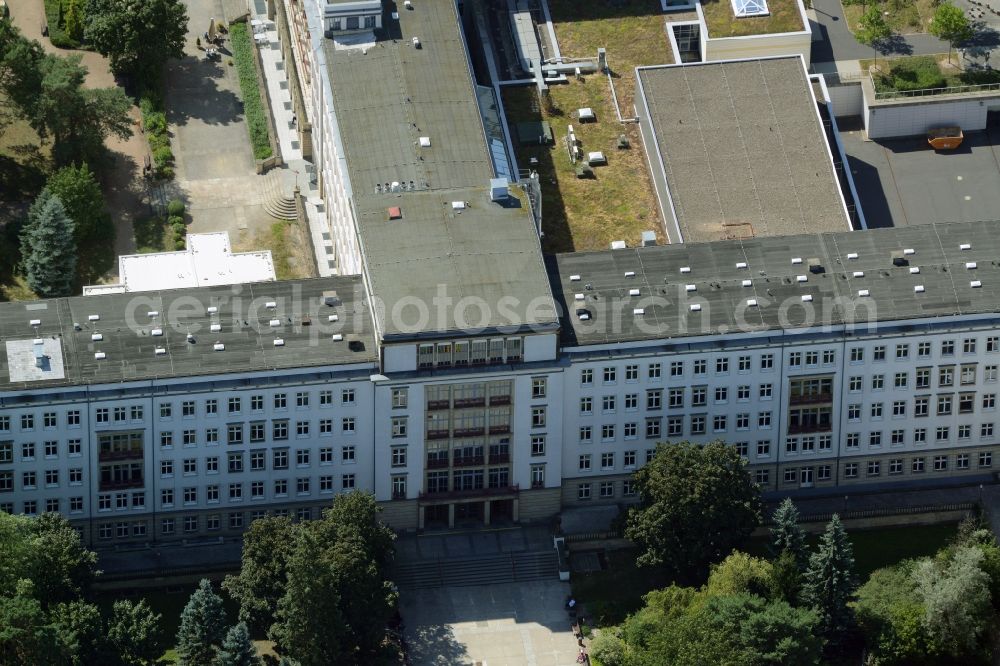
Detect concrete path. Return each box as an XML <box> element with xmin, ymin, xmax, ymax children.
<box><xmin>400</xmin><ymin>580</ymin><xmax>579</xmax><ymax>666</ymax></box>
<box><xmin>810</xmin><ymin>0</ymin><xmax>948</xmax><ymax>64</ymax></box>
<box><xmin>248</xmin><ymin>8</ymin><xmax>337</xmax><ymax>276</ymax></box>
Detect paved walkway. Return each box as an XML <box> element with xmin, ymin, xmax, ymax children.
<box><xmin>400</xmin><ymin>580</ymin><xmax>579</xmax><ymax>666</ymax></box>
<box><xmin>249</xmin><ymin>9</ymin><xmax>336</xmax><ymax>276</ymax></box>
<box><xmin>396</xmin><ymin>525</ymin><xmax>554</xmax><ymax>563</ymax></box>
<box><xmin>810</xmin><ymin>0</ymin><xmax>948</xmax><ymax>65</ymax></box>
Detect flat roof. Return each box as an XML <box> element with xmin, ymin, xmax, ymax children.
<box><xmin>549</xmin><ymin>220</ymin><xmax>1000</xmax><ymax>347</ymax></box>
<box><xmin>323</xmin><ymin>0</ymin><xmax>557</xmax><ymax>338</ymax></box>
<box><xmin>83</xmin><ymin>232</ymin><xmax>275</xmax><ymax>295</ymax></box>
<box><xmin>636</xmin><ymin>57</ymin><xmax>850</xmax><ymax>244</ymax></box>
<box><xmin>0</xmin><ymin>277</ymin><xmax>377</xmax><ymax>392</ymax></box>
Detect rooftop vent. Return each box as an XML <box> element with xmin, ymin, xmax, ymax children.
<box><xmin>960</xmin><ymin>243</ymin><xmax>972</xmax><ymax>250</ymax></box>
<box><xmin>388</xmin><ymin>206</ymin><xmax>403</xmax><ymax>220</ymax></box>
<box><xmin>88</xmin><ymin>314</ymin><xmax>100</xmax><ymax>321</ymax></box>
<box><xmin>802</xmin><ymin>295</ymin><xmax>813</xmax><ymax>302</ymax></box>
<box><xmin>629</xmin><ymin>288</ymin><xmax>640</xmax><ymax>297</ymax></box>
<box><xmin>332</xmin><ymin>334</ymin><xmax>344</xmax><ymax>341</ymax></box>
<box><xmin>624</xmin><ymin>271</ymin><xmax>636</xmax><ymax>278</ymax></box>
<box><xmin>151</xmin><ymin>328</ymin><xmax>163</xmax><ymax>336</ymax></box>
<box><xmin>418</xmin><ymin>136</ymin><xmax>431</xmax><ymax>147</ymax></box>
<box><xmin>971</xmin><ymin>280</ymin><xmax>983</xmax><ymax>288</ymax></box>
<box><xmin>736</xmin><ymin>262</ymin><xmax>748</xmax><ymax>269</ymax></box>
<box><xmin>910</xmin><ymin>267</ymin><xmax>920</xmax><ymax>274</ymax></box>
<box><xmin>94</xmin><ymin>351</ymin><xmax>106</xmax><ymax>360</ymax></box>
<box><xmin>796</xmin><ymin>275</ymin><xmax>808</xmax><ymax>283</ymax></box>
<box><xmin>747</xmin><ymin>299</ymin><xmax>758</xmax><ymax>307</ymax></box>
<box><xmin>853</xmin><ymin>271</ymin><xmax>864</xmax><ymax>278</ymax></box>
<box><xmin>274</xmin><ymin>338</ymin><xmax>285</xmax><ymax>347</ymax></box>
<box><xmin>903</xmin><ymin>248</ymin><xmax>915</xmax><ymax>256</ymax></box>
<box><xmin>328</xmin><ymin>314</ymin><xmax>339</xmax><ymax>322</ymax></box>
<box><xmin>966</xmin><ymin>262</ymin><xmax>977</xmax><ymax>270</ymax></box>
<box><xmin>490</xmin><ymin>178</ymin><xmax>509</xmax><ymax>202</ymax></box>
<box><xmin>641</xmin><ymin>230</ymin><xmax>657</xmax><ymax>247</ymax></box>
<box><xmin>633</xmin><ymin>308</ymin><xmax>645</xmax><ymax>315</ymax></box>
<box><xmin>679</xmin><ymin>266</ymin><xmax>691</xmax><ymax>274</ymax></box>
<box><xmin>187</xmin><ymin>333</ymin><xmax>195</xmax><ymax>343</ymax></box>
<box><xmin>91</xmin><ymin>333</ymin><xmax>103</xmax><ymax>341</ymax></box>
<box><xmin>154</xmin><ymin>347</ymin><xmax>166</xmax><ymax>356</ymax></box>
<box><xmin>915</xmin><ymin>285</ymin><xmax>925</xmax><ymax>293</ymax></box>
<box><xmin>265</xmin><ymin>301</ymin><xmax>277</xmax><ymax>309</ymax></box>
<box><xmin>404</xmin><ymin>0</ymin><xmax>413</xmax><ymax>8</ymax></box>
<box><xmin>148</xmin><ymin>311</ymin><xmax>159</xmax><ymax>317</ymax></box>
<box><xmin>32</xmin><ymin>340</ymin><xmax>45</xmax><ymax>368</ymax></box>
<box><xmin>742</xmin><ymin>279</ymin><xmax>752</xmax><ymax>287</ymax></box>
<box><xmin>213</xmin><ymin>342</ymin><xmax>225</xmax><ymax>351</ymax></box>
<box><xmin>210</xmin><ymin>323</ymin><xmax>221</xmax><ymax>332</ymax></box>
<box><xmin>574</xmin><ymin>293</ymin><xmax>585</xmax><ymax>301</ymax></box>
<box><xmin>269</xmin><ymin>319</ymin><xmax>281</xmax><ymax>327</ymax></box>
<box><xmin>791</xmin><ymin>257</ymin><xmax>802</xmax><ymax>265</ymax></box>
<box><xmin>808</xmin><ymin>258</ymin><xmax>824</xmax><ymax>274</ymax></box>
<box><xmin>891</xmin><ymin>250</ymin><xmax>908</xmax><ymax>267</ymax></box>
<box><xmin>207</xmin><ymin>306</ymin><xmax>218</xmax><ymax>314</ymax></box>
<box><xmin>451</xmin><ymin>201</ymin><xmax>466</xmax><ymax>210</ymax></box>
<box><xmin>570</xmin><ymin>274</ymin><xmax>581</xmax><ymax>281</ymax></box>
<box><xmin>412</xmin><ymin>36</ymin><xmax>421</xmax><ymax>48</ymax></box>
<box><xmin>610</xmin><ymin>240</ymin><xmax>626</xmax><ymax>250</ymax></box>
<box><xmin>846</xmin><ymin>252</ymin><xmax>859</xmax><ymax>260</ymax></box>
<box><xmin>858</xmin><ymin>289</ymin><xmax>870</xmax><ymax>297</ymax></box>
<box><xmin>29</xmin><ymin>319</ymin><xmax>40</xmax><ymax>327</ymax></box>
<box><xmin>690</xmin><ymin>304</ymin><xmax>702</xmax><ymax>312</ymax></box>
<box><xmin>685</xmin><ymin>284</ymin><xmax>696</xmax><ymax>292</ymax></box>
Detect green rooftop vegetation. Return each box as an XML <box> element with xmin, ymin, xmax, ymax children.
<box><xmin>700</xmin><ymin>0</ymin><xmax>804</xmax><ymax>37</ymax></box>
<box><xmin>844</xmin><ymin>0</ymin><xmax>938</xmax><ymax>35</ymax></box>
<box><xmin>869</xmin><ymin>54</ymin><xmax>1000</xmax><ymax>94</ymax></box>
<box><xmin>505</xmin><ymin>0</ymin><xmax>670</xmax><ymax>253</ymax></box>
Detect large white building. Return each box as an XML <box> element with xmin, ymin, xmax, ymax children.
<box><xmin>3</xmin><ymin>0</ymin><xmax>999</xmax><ymax>547</ymax></box>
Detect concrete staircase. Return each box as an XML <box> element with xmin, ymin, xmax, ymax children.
<box><xmin>393</xmin><ymin>549</ymin><xmax>558</xmax><ymax>590</ymax></box>
<box><xmin>263</xmin><ymin>171</ymin><xmax>297</xmax><ymax>221</ymax></box>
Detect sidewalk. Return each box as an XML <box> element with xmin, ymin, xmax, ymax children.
<box><xmin>250</xmin><ymin>11</ymin><xmax>337</xmax><ymax>276</ymax></box>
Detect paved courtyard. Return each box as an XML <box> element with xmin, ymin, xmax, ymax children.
<box><xmin>400</xmin><ymin>580</ymin><xmax>580</xmax><ymax>666</ymax></box>
<box><xmin>841</xmin><ymin>116</ymin><xmax>1000</xmax><ymax>228</ymax></box>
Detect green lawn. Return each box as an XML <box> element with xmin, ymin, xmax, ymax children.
<box><xmin>573</xmin><ymin>522</ymin><xmax>959</xmax><ymax>628</ymax></box>
<box><xmin>843</xmin><ymin>0</ymin><xmax>938</xmax><ymax>35</ymax></box>
<box><xmin>701</xmin><ymin>0</ymin><xmax>804</xmax><ymax>37</ymax></box>
<box><xmin>866</xmin><ymin>54</ymin><xmax>1000</xmax><ymax>94</ymax></box>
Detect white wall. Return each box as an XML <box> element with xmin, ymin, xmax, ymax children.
<box><xmin>827</xmin><ymin>83</ymin><xmax>863</xmax><ymax>118</ymax></box>
<box><xmin>865</xmin><ymin>95</ymin><xmax>992</xmax><ymax>139</ymax></box>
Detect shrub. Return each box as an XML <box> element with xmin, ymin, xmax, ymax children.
<box><xmin>887</xmin><ymin>56</ymin><xmax>947</xmax><ymax>91</ymax></box>
<box><xmin>156</xmin><ymin>165</ymin><xmax>174</xmax><ymax>180</ymax></box>
<box><xmin>229</xmin><ymin>22</ymin><xmax>274</xmax><ymax>160</ymax></box>
<box><xmin>591</xmin><ymin>632</ymin><xmax>627</xmax><ymax>666</ymax></box>
<box><xmin>140</xmin><ymin>94</ymin><xmax>175</xmax><ymax>180</ymax></box>
<box><xmin>153</xmin><ymin>146</ymin><xmax>174</xmax><ymax>168</ymax></box>
<box><xmin>168</xmin><ymin>216</ymin><xmax>185</xmax><ymax>229</ymax></box>
<box><xmin>167</xmin><ymin>199</ymin><xmax>185</xmax><ymax>217</ymax></box>
<box><xmin>43</xmin><ymin>0</ymin><xmax>82</xmax><ymax>49</ymax></box>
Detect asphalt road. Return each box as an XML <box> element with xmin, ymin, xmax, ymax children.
<box><xmin>810</xmin><ymin>0</ymin><xmax>949</xmax><ymax>64</ymax></box>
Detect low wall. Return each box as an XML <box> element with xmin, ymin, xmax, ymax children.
<box><xmin>705</xmin><ymin>31</ymin><xmax>812</xmax><ymax>68</ymax></box>
<box><xmin>862</xmin><ymin>76</ymin><xmax>1000</xmax><ymax>138</ymax></box>
<box><xmin>826</xmin><ymin>82</ymin><xmax>863</xmax><ymax>118</ymax></box>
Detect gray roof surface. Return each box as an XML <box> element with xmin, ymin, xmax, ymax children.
<box><xmin>549</xmin><ymin>220</ymin><xmax>1000</xmax><ymax>346</ymax></box>
<box><xmin>0</xmin><ymin>277</ymin><xmax>377</xmax><ymax>392</ymax></box>
<box><xmin>324</xmin><ymin>0</ymin><xmax>557</xmax><ymax>338</ymax></box>
<box><xmin>637</xmin><ymin>57</ymin><xmax>850</xmax><ymax>243</ymax></box>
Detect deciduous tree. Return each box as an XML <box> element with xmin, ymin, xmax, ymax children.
<box><xmin>107</xmin><ymin>599</ymin><xmax>166</xmax><ymax>666</ymax></box>
<box><xmin>84</xmin><ymin>0</ymin><xmax>188</xmax><ymax>86</ymax></box>
<box><xmin>915</xmin><ymin>546</ymin><xmax>991</xmax><ymax>659</ymax></box>
<box><xmin>624</xmin><ymin>441</ymin><xmax>762</xmax><ymax>581</ymax></box>
<box><xmin>930</xmin><ymin>3</ymin><xmax>973</xmax><ymax>64</ymax></box>
<box><xmin>223</xmin><ymin>516</ymin><xmax>295</xmax><ymax>636</ymax></box>
<box><xmin>857</xmin><ymin>6</ymin><xmax>894</xmax><ymax>71</ymax></box>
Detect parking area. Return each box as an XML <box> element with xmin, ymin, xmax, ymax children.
<box><xmin>400</xmin><ymin>580</ymin><xmax>579</xmax><ymax>666</ymax></box>
<box><xmin>841</xmin><ymin>116</ymin><xmax>1000</xmax><ymax>228</ymax></box>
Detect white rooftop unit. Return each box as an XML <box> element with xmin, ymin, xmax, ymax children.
<box><xmin>624</xmin><ymin>271</ymin><xmax>636</xmax><ymax>278</ymax></box>
<box><xmin>633</xmin><ymin>308</ymin><xmax>645</xmax><ymax>315</ymax></box>
<box><xmin>418</xmin><ymin>136</ymin><xmax>431</xmax><ymax>147</ymax></box>
<box><xmin>641</xmin><ymin>230</ymin><xmax>657</xmax><ymax>247</ymax></box>
<box><xmin>269</xmin><ymin>319</ymin><xmax>281</xmax><ymax>327</ymax></box>
<box><xmin>28</xmin><ymin>319</ymin><xmax>40</xmax><ymax>327</ymax></box>
<box><xmin>213</xmin><ymin>342</ymin><xmax>225</xmax><ymax>351</ymax></box>
<box><xmin>914</xmin><ymin>285</ymin><xmax>925</xmax><ymax>293</ymax></box>
<box><xmin>690</xmin><ymin>304</ymin><xmax>702</xmax><ymax>311</ymax></box>
<box><xmin>610</xmin><ymin>240</ymin><xmax>627</xmax><ymax>250</ymax></box>
<box><xmin>490</xmin><ymin>178</ymin><xmax>509</xmax><ymax>202</ymax></box>
<box><xmin>629</xmin><ymin>288</ymin><xmax>640</xmax><ymax>296</ymax></box>
<box><xmin>91</xmin><ymin>333</ymin><xmax>103</xmax><ymax>341</ymax></box>
<box><xmin>154</xmin><ymin>347</ymin><xmax>166</xmax><ymax>356</ymax></box>
<box><xmin>587</xmin><ymin>151</ymin><xmax>607</xmax><ymax>166</ymax></box>
<box><xmin>274</xmin><ymin>338</ymin><xmax>285</xmax><ymax>347</ymax></box>
<box><xmin>210</xmin><ymin>323</ymin><xmax>222</xmax><ymax>332</ymax></box>
<box><xmin>151</xmin><ymin>328</ymin><xmax>163</xmax><ymax>336</ymax></box>
<box><xmin>332</xmin><ymin>334</ymin><xmax>344</xmax><ymax>341</ymax></box>
<box><xmin>731</xmin><ymin>0</ymin><xmax>769</xmax><ymax>16</ymax></box>
<box><xmin>802</xmin><ymin>295</ymin><xmax>813</xmax><ymax>302</ymax></box>
<box><xmin>94</xmin><ymin>351</ymin><xmax>106</xmax><ymax>360</ymax></box>
<box><xmin>578</xmin><ymin>107</ymin><xmax>595</xmax><ymax>122</ymax></box>
<box><xmin>451</xmin><ymin>201</ymin><xmax>466</xmax><ymax>210</ymax></box>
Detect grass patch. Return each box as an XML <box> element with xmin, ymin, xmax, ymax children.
<box><xmin>574</xmin><ymin>523</ymin><xmax>958</xmax><ymax>628</ymax></box>
<box><xmin>844</xmin><ymin>0</ymin><xmax>939</xmax><ymax>35</ymax></box>
<box><xmin>507</xmin><ymin>0</ymin><xmax>669</xmax><ymax>252</ymax></box>
<box><xmin>233</xmin><ymin>220</ymin><xmax>315</xmax><ymax>280</ymax></box>
<box><xmin>867</xmin><ymin>54</ymin><xmax>1000</xmax><ymax>93</ymax></box>
<box><xmin>700</xmin><ymin>0</ymin><xmax>804</xmax><ymax>37</ymax></box>
<box><xmin>230</xmin><ymin>22</ymin><xmax>274</xmax><ymax>160</ymax></box>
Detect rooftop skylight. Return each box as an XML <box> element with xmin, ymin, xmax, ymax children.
<box><xmin>731</xmin><ymin>0</ymin><xmax>769</xmax><ymax>17</ymax></box>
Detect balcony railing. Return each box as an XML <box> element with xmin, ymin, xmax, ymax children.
<box><xmin>418</xmin><ymin>484</ymin><xmax>519</xmax><ymax>501</ymax></box>
<box><xmin>488</xmin><ymin>425</ymin><xmax>511</xmax><ymax>435</ymax></box>
<box><xmin>426</xmin><ymin>400</ymin><xmax>450</xmax><ymax>411</ymax></box>
<box><xmin>488</xmin><ymin>453</ymin><xmax>511</xmax><ymax>464</ymax></box>
<box><xmin>99</xmin><ymin>478</ymin><xmax>144</xmax><ymax>491</ymax></box>
<box><xmin>452</xmin><ymin>455</ymin><xmax>485</xmax><ymax>467</ymax></box>
<box><xmin>391</xmin><ymin>491</ymin><xmax>407</xmax><ymax>500</ymax></box>
<box><xmin>488</xmin><ymin>395</ymin><xmax>511</xmax><ymax>406</ymax></box>
<box><xmin>454</xmin><ymin>397</ymin><xmax>486</xmax><ymax>408</ymax></box>
<box><xmin>787</xmin><ymin>423</ymin><xmax>833</xmax><ymax>435</ymax></box>
<box><xmin>453</xmin><ymin>427</ymin><xmax>485</xmax><ymax>438</ymax></box>
<box><xmin>788</xmin><ymin>394</ymin><xmax>833</xmax><ymax>406</ymax></box>
<box><xmin>98</xmin><ymin>449</ymin><xmax>144</xmax><ymax>462</ymax></box>
<box><xmin>426</xmin><ymin>429</ymin><xmax>450</xmax><ymax>440</ymax></box>
<box><xmin>426</xmin><ymin>457</ymin><xmax>449</xmax><ymax>469</ymax></box>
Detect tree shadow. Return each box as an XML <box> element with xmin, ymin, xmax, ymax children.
<box><xmin>405</xmin><ymin>624</ymin><xmax>469</xmax><ymax>666</ymax></box>
<box><xmin>164</xmin><ymin>54</ymin><xmax>246</xmax><ymax>127</ymax></box>
<box><xmin>881</xmin><ymin>34</ymin><xmax>913</xmax><ymax>56</ymax></box>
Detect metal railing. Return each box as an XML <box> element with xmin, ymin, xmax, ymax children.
<box><xmin>867</xmin><ymin>59</ymin><xmax>1000</xmax><ymax>99</ymax></box>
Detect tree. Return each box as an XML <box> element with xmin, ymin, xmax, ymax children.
<box><xmin>0</xmin><ymin>581</ymin><xmax>70</xmax><ymax>665</ymax></box>
<box><xmin>64</xmin><ymin>0</ymin><xmax>84</xmax><ymax>42</ymax></box>
<box><xmin>853</xmin><ymin>561</ymin><xmax>939</xmax><ymax>666</ymax></box>
<box><xmin>705</xmin><ymin>551</ymin><xmax>775</xmax><ymax>599</ymax></box>
<box><xmin>624</xmin><ymin>441</ymin><xmax>762</xmax><ymax>581</ymax></box>
<box><xmin>216</xmin><ymin>622</ymin><xmax>259</xmax><ymax>666</ymax></box>
<box><xmin>176</xmin><ymin>579</ymin><xmax>228</xmax><ymax>666</ymax></box>
<box><xmin>84</xmin><ymin>0</ymin><xmax>188</xmax><ymax>86</ymax></box>
<box><xmin>26</xmin><ymin>513</ymin><xmax>99</xmax><ymax>608</ymax></box>
<box><xmin>801</xmin><ymin>514</ymin><xmax>856</xmax><ymax>643</ymax></box>
<box><xmin>929</xmin><ymin>3</ymin><xmax>973</xmax><ymax>64</ymax></box>
<box><xmin>45</xmin><ymin>165</ymin><xmax>111</xmax><ymax>247</ymax></box>
<box><xmin>914</xmin><ymin>546</ymin><xmax>991</xmax><ymax>660</ymax></box>
<box><xmin>49</xmin><ymin>600</ymin><xmax>105</xmax><ymax>666</ymax></box>
<box><xmin>21</xmin><ymin>191</ymin><xmax>76</xmax><ymax>297</ymax></box>
<box><xmin>107</xmin><ymin>599</ymin><xmax>166</xmax><ymax>666</ymax></box>
<box><xmin>857</xmin><ymin>6</ymin><xmax>894</xmax><ymax>72</ymax></box>
<box><xmin>223</xmin><ymin>516</ymin><xmax>295</xmax><ymax>636</ymax></box>
<box><xmin>770</xmin><ymin>498</ymin><xmax>807</xmax><ymax>568</ymax></box>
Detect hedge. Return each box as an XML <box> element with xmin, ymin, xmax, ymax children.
<box><xmin>43</xmin><ymin>0</ymin><xmax>82</xmax><ymax>49</ymax></box>
<box><xmin>229</xmin><ymin>22</ymin><xmax>274</xmax><ymax>160</ymax></box>
<box><xmin>140</xmin><ymin>95</ymin><xmax>175</xmax><ymax>180</ymax></box>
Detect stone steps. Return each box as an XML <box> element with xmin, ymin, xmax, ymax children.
<box><xmin>262</xmin><ymin>171</ymin><xmax>297</xmax><ymax>221</ymax></box>
<box><xmin>393</xmin><ymin>549</ymin><xmax>558</xmax><ymax>590</ymax></box>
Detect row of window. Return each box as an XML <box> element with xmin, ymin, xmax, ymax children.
<box><xmin>844</xmin><ymin>423</ymin><xmax>996</xmax><ymax>448</ymax></box>
<box><xmin>160</xmin><ymin>446</ymin><xmax>361</xmax><ymax>477</ymax></box>
<box><xmin>157</xmin><ymin>475</ymin><xmax>358</xmax><ymax>507</ymax></box>
<box><xmin>0</xmin><ymin>468</ymin><xmax>84</xmax><ymax>492</ymax></box>
<box><xmin>577</xmin><ymin>385</ymin><xmax>773</xmax><ymax>414</ymax></box>
<box><xmin>577</xmin><ymin>479</ymin><xmax>637</xmax><ymax>500</ymax></box>
<box><xmin>579</xmin><ymin>355</ymin><xmax>777</xmax><ymax>385</ymax></box>
<box><xmin>848</xmin><ymin>393</ymin><xmax>996</xmax><ymax>420</ymax></box>
<box><xmin>840</xmin><ymin>450</ymin><xmax>993</xmax><ymax>479</ymax></box>
<box><xmin>157</xmin><ymin>417</ymin><xmax>359</xmax><ymax>448</ymax></box>
<box><xmin>847</xmin><ymin>364</ymin><xmax>997</xmax><ymax>391</ymax></box>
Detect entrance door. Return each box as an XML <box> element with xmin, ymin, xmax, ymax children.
<box><xmin>490</xmin><ymin>499</ymin><xmax>513</xmax><ymax>523</ymax></box>
<box><xmin>454</xmin><ymin>502</ymin><xmax>484</xmax><ymax>526</ymax></box>
<box><xmin>800</xmin><ymin>467</ymin><xmax>814</xmax><ymax>488</ymax></box>
<box><xmin>424</xmin><ymin>504</ymin><xmax>449</xmax><ymax>529</ymax></box>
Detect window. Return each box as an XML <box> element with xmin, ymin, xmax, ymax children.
<box><xmin>912</xmin><ymin>457</ymin><xmax>925</xmax><ymax>473</ymax></box>
<box><xmin>392</xmin><ymin>388</ymin><xmax>408</xmax><ymax>408</ymax></box>
<box><xmin>984</xmin><ymin>394</ymin><xmax>996</xmax><ymax>410</ymax></box>
<box><xmin>602</xmin><ymin>395</ymin><xmax>616</xmax><ymax>413</ymax></box>
<box><xmin>531</xmin><ymin>407</ymin><xmax>546</xmax><ymax>428</ymax></box>
<box><xmin>867</xmin><ymin>461</ymin><xmax>880</xmax><ymax>477</ymax></box>
<box><xmin>757</xmin><ymin>440</ymin><xmax>771</xmax><ymax>457</ymax></box>
<box><xmin>937</xmin><ymin>427</ymin><xmax>949</xmax><ymax>442</ymax></box>
<box><xmin>889</xmin><ymin>459</ymin><xmax>903</xmax><ymax>475</ymax></box>
<box><xmin>297</xmin><ymin>392</ymin><xmax>310</xmax><ymax>407</ymax></box>
<box><xmin>942</xmin><ymin>340</ymin><xmax>955</xmax><ymax>356</ymax></box>
<box><xmin>755</xmin><ymin>470</ymin><xmax>770</xmax><ymax>485</ymax></box>
<box><xmin>603</xmin><ymin>367</ymin><xmax>616</xmax><ymax>384</ymax></box>
<box><xmin>159</xmin><ymin>403</ymin><xmax>172</xmax><ymax>419</ymax></box>
<box><xmin>625</xmin><ymin>394</ymin><xmax>638</xmax><ymax>411</ymax></box>
<box><xmin>738</xmin><ymin>355</ymin><xmax>751</xmax><ymax>372</ymax></box>
<box><xmin>934</xmin><ymin>455</ymin><xmax>948</xmax><ymax>471</ymax></box>
<box><xmin>694</xmin><ymin>359</ymin><xmax>707</xmax><ymax>375</ymax></box>
<box><xmin>716</xmin><ymin>358</ymin><xmax>729</xmax><ymax>373</ymax></box>
<box><xmin>602</xmin><ymin>424</ymin><xmax>616</xmax><ymax>441</ymax></box>
<box><xmin>938</xmin><ymin>395</ymin><xmax>953</xmax><ymax>416</ymax></box>
<box><xmin>758</xmin><ymin>412</ymin><xmax>771</xmax><ymax>428</ymax></box>
<box><xmin>577</xmin><ymin>483</ymin><xmax>591</xmax><ymax>500</ymax></box>
<box><xmin>893</xmin><ymin>401</ymin><xmax>906</xmax><ymax>417</ymax></box>
<box><xmin>916</xmin><ymin>369</ymin><xmax>931</xmax><ymax>389</ymax></box>
<box><xmin>532</xmin><ymin>377</ymin><xmax>547</xmax><ymax>398</ymax></box>
<box><xmin>982</xmin><ymin>423</ymin><xmax>994</xmax><ymax>439</ymax></box>
<box><xmin>95</xmin><ymin>409</ymin><xmax>108</xmax><ymax>424</ymax></box>
<box><xmin>297</xmin><ymin>478</ymin><xmax>310</xmax><ymax>495</ymax></box>
<box><xmin>980</xmin><ymin>451</ymin><xmax>993</xmax><ymax>468</ymax></box>
<box><xmin>626</xmin><ymin>364</ymin><xmax>639</xmax><ymax>381</ymax></box>
<box><xmin>737</xmin><ymin>385</ymin><xmax>750</xmax><ymax>401</ymax></box>
<box><xmin>714</xmin><ymin>387</ymin><xmax>728</xmax><ymax>404</ymax></box>
<box><xmin>845</xmin><ymin>463</ymin><xmax>858</xmax><ymax>479</ymax></box>
<box><xmin>896</xmin><ymin>344</ymin><xmax>909</xmax><ymax>359</ymax></box>
<box><xmin>342</xmin><ymin>446</ymin><xmax>356</xmax><ymax>463</ymax></box>
<box><xmin>625</xmin><ymin>422</ymin><xmax>637</xmax><ymax>439</ymax></box>
<box><xmin>914</xmin><ymin>428</ymin><xmax>927</xmax><ymax>443</ymax></box>
<box><xmin>870</xmin><ymin>431</ymin><xmax>883</xmax><ymax>447</ymax></box>
<box><xmin>849</xmin><ymin>376</ymin><xmax>862</xmax><ymax>392</ymax></box>
<box><xmin>789</xmin><ymin>352</ymin><xmax>802</xmax><ymax>367</ymax></box>
<box><xmin>646</xmin><ymin>418</ymin><xmax>661</xmax><ymax>439</ymax></box>
<box><xmin>342</xmin><ymin>474</ymin><xmax>355</xmax><ymax>490</ymax></box>
<box><xmin>692</xmin><ymin>387</ymin><xmax>707</xmax><ymax>406</ymax></box>
<box><xmin>182</xmin><ymin>401</ymin><xmax>195</xmax><ymax>417</ymax></box>
<box><xmin>581</xmin><ymin>369</ymin><xmax>593</xmax><ymax>385</ymax></box>
<box><xmin>580</xmin><ymin>397</ymin><xmax>593</xmax><ymax>415</ymax></box>
<box><xmin>871</xmin><ymin>403</ymin><xmax>883</xmax><ymax>419</ymax></box>
<box><xmin>228</xmin><ymin>397</ymin><xmax>241</xmax><ymax>414</ymax></box>
<box><xmin>206</xmin><ymin>429</ymin><xmax>219</xmax><ymax>445</ymax></box>
<box><xmin>871</xmin><ymin>374</ymin><xmax>884</xmax><ymax>390</ymax></box>
<box><xmin>531</xmin><ymin>465</ymin><xmax>545</xmax><ymax>488</ymax></box>
<box><xmin>989</xmin><ymin>365</ymin><xmax>999</xmax><ymax>382</ymax></box>
<box><xmin>623</xmin><ymin>479</ymin><xmax>637</xmax><ymax>497</ymax></box>
<box><xmin>624</xmin><ymin>450</ymin><xmax>637</xmax><ymax>468</ymax></box>
<box><xmin>957</xmin><ymin>454</ymin><xmax>970</xmax><ymax>470</ymax></box>
<box><xmin>964</xmin><ymin>338</ymin><xmax>977</xmax><ymax>354</ymax></box>
<box><xmin>206</xmin><ymin>485</ymin><xmax>219</xmax><ymax>503</ymax></box>
<box><xmin>670</xmin><ymin>361</ymin><xmax>683</xmax><ymax>377</ymax></box>
<box><xmin>759</xmin><ymin>384</ymin><xmax>773</xmax><ymax>399</ymax></box>
<box><xmin>783</xmin><ymin>469</ymin><xmax>797</xmax><ymax>484</ymax></box>
<box><xmin>713</xmin><ymin>415</ymin><xmax>727</xmax><ymax>432</ymax></box>
<box><xmin>873</xmin><ymin>346</ymin><xmax>886</xmax><ymax>361</ymax></box>
<box><xmin>894</xmin><ymin>372</ymin><xmax>908</xmax><ymax>389</ymax></box>
<box><xmin>531</xmin><ymin>435</ymin><xmax>545</xmax><ymax>457</ymax></box>
<box><xmin>649</xmin><ymin>363</ymin><xmax>662</xmax><ymax>379</ymax></box>
<box><xmin>599</xmin><ymin>482</ymin><xmax>615</xmax><ymax>498</ymax></box>
<box><xmin>184</xmin><ymin>487</ymin><xmax>197</xmax><ymax>504</ymax></box>
<box><xmin>850</xmin><ymin>348</ymin><xmax>864</xmax><ymax>363</ymax></box>
<box><xmin>918</xmin><ymin>341</ymin><xmax>932</xmax><ymax>357</ymax></box>
<box><xmin>343</xmin><ymin>418</ymin><xmax>355</xmax><ymax>433</ymax></box>
<box><xmin>961</xmin><ymin>364</ymin><xmax>977</xmax><ymax>385</ymax></box>
<box><xmin>228</xmin><ymin>452</ymin><xmax>243</xmax><ymax>473</ymax></box>
<box><xmin>891</xmin><ymin>429</ymin><xmax>905</xmax><ymax>446</ymax></box>
<box><xmin>392</xmin><ymin>417</ymin><xmax>408</xmax><ymax>438</ymax></box>
<box><xmin>579</xmin><ymin>426</ymin><xmax>592</xmax><ymax>443</ymax></box>
<box><xmin>690</xmin><ymin>415</ymin><xmax>706</xmax><ymax>435</ymax></box>
<box><xmin>391</xmin><ymin>447</ymin><xmax>407</xmax><ymax>467</ymax></box>
<box><xmin>666</xmin><ymin>417</ymin><xmax>681</xmax><ymax>437</ymax></box>
<box><xmin>915</xmin><ymin>396</ymin><xmax>929</xmax><ymax>417</ymax></box>
<box><xmin>183</xmin><ymin>458</ymin><xmax>196</xmax><ymax>475</ymax></box>
<box><xmin>228</xmin><ymin>424</ymin><xmax>244</xmax><ymax>445</ymax></box>
<box><xmin>646</xmin><ymin>390</ymin><xmax>662</xmax><ymax>410</ymax></box>
<box><xmin>273</xmin><ymin>393</ymin><xmax>287</xmax><ymax>410</ymax></box>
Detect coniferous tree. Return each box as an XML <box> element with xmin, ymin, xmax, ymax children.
<box><xmin>771</xmin><ymin>498</ymin><xmax>808</xmax><ymax>568</ymax></box>
<box><xmin>20</xmin><ymin>191</ymin><xmax>76</xmax><ymax>297</ymax></box>
<box><xmin>215</xmin><ymin>622</ymin><xmax>259</xmax><ymax>666</ymax></box>
<box><xmin>176</xmin><ymin>579</ymin><xmax>227</xmax><ymax>666</ymax></box>
<box><xmin>802</xmin><ymin>514</ymin><xmax>856</xmax><ymax>643</ymax></box>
